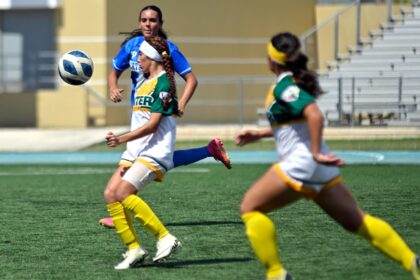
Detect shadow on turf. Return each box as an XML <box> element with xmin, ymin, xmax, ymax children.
<box><xmin>166</xmin><ymin>220</ymin><xmax>242</xmax><ymax>227</ymax></box>
<box><xmin>135</xmin><ymin>257</ymin><xmax>253</xmax><ymax>269</ymax></box>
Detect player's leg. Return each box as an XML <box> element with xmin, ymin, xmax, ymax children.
<box><xmin>99</xmin><ymin>165</ymin><xmax>131</xmax><ymax>228</ymax></box>
<box><xmin>241</xmin><ymin>166</ymin><xmax>302</xmax><ymax>280</ymax></box>
<box><xmin>314</xmin><ymin>182</ymin><xmax>418</xmax><ymax>277</ymax></box>
<box><xmin>121</xmin><ymin>162</ymin><xmax>181</xmax><ymax>263</ymax></box>
<box><xmin>104</xmin><ymin>166</ymin><xmax>148</xmax><ymax>269</ymax></box>
<box><xmin>173</xmin><ymin>137</ymin><xmax>231</xmax><ymax>169</ymax></box>
<box><xmin>99</xmin><ymin>138</ymin><xmax>231</xmax><ymax>229</ymax></box>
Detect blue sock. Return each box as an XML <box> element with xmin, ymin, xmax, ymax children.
<box><xmin>173</xmin><ymin>147</ymin><xmax>211</xmax><ymax>168</ymax></box>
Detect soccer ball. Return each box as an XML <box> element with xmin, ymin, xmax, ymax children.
<box><xmin>58</xmin><ymin>50</ymin><xmax>94</xmax><ymax>85</ymax></box>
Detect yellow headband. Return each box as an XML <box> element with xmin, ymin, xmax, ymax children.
<box><xmin>267</xmin><ymin>42</ymin><xmax>287</xmax><ymax>65</ymax></box>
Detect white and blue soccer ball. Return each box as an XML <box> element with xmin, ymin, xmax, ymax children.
<box><xmin>58</xmin><ymin>50</ymin><xmax>94</xmax><ymax>85</ymax></box>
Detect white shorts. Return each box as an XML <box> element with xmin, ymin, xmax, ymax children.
<box><xmin>274</xmin><ymin>148</ymin><xmax>342</xmax><ymax>198</ymax></box>
<box><xmin>122</xmin><ymin>157</ymin><xmax>167</xmax><ymax>190</ymax></box>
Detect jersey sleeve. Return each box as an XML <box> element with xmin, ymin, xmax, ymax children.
<box><xmin>274</xmin><ymin>85</ymin><xmax>315</xmax><ymax>116</ymax></box>
<box><xmin>112</xmin><ymin>40</ymin><xmax>132</xmax><ymax>72</ymax></box>
<box><xmin>151</xmin><ymin>78</ymin><xmax>178</xmax><ymax>115</ymax></box>
<box><xmin>168</xmin><ymin>42</ymin><xmax>192</xmax><ymax>77</ymax></box>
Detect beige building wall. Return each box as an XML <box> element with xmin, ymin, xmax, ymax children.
<box><xmin>104</xmin><ymin>0</ymin><xmax>317</xmax><ymax>125</ymax></box>
<box><xmin>38</xmin><ymin>0</ymin><xmax>318</xmax><ymax>127</ymax></box>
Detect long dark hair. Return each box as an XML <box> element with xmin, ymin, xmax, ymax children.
<box><xmin>271</xmin><ymin>32</ymin><xmax>323</xmax><ymax>97</ymax></box>
<box><xmin>120</xmin><ymin>5</ymin><xmax>168</xmax><ymax>47</ymax></box>
<box><xmin>146</xmin><ymin>36</ymin><xmax>176</xmax><ymax>110</ymax></box>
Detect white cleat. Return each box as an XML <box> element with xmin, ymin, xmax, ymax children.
<box><xmin>114</xmin><ymin>246</ymin><xmax>148</xmax><ymax>270</ymax></box>
<box><xmin>153</xmin><ymin>233</ymin><xmax>181</xmax><ymax>262</ymax></box>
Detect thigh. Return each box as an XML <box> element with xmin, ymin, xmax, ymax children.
<box><xmin>240</xmin><ymin>166</ymin><xmax>303</xmax><ymax>214</ymax></box>
<box><xmin>314</xmin><ymin>182</ymin><xmax>365</xmax><ymax>232</ymax></box>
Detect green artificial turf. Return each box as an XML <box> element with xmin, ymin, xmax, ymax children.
<box><xmin>0</xmin><ymin>164</ymin><xmax>419</xmax><ymax>279</ymax></box>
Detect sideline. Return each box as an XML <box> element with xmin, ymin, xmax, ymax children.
<box><xmin>0</xmin><ymin>151</ymin><xmax>419</xmax><ymax>165</ymax></box>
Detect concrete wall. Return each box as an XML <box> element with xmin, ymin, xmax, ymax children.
<box><xmin>103</xmin><ymin>0</ymin><xmax>317</xmax><ymax>125</ymax></box>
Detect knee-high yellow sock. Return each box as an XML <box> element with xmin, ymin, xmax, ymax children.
<box><xmin>107</xmin><ymin>201</ymin><xmax>139</xmax><ymax>249</ymax></box>
<box><xmin>122</xmin><ymin>194</ymin><xmax>168</xmax><ymax>239</ymax></box>
<box><xmin>242</xmin><ymin>211</ymin><xmax>284</xmax><ymax>278</ymax></box>
<box><xmin>357</xmin><ymin>214</ymin><xmax>415</xmax><ymax>271</ymax></box>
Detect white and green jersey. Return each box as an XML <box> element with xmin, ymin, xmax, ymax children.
<box><xmin>265</xmin><ymin>72</ymin><xmax>340</xmax><ymax>195</ymax></box>
<box><xmin>121</xmin><ymin>71</ymin><xmax>178</xmax><ymax>174</ymax></box>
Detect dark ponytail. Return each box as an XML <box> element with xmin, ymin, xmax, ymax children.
<box><xmin>271</xmin><ymin>32</ymin><xmax>323</xmax><ymax>97</ymax></box>
<box><xmin>145</xmin><ymin>36</ymin><xmax>176</xmax><ymax>110</ymax></box>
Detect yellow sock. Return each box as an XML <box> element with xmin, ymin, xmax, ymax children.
<box><xmin>357</xmin><ymin>214</ymin><xmax>415</xmax><ymax>271</ymax></box>
<box><xmin>242</xmin><ymin>211</ymin><xmax>284</xmax><ymax>278</ymax></box>
<box><xmin>122</xmin><ymin>194</ymin><xmax>168</xmax><ymax>239</ymax></box>
<box><xmin>107</xmin><ymin>201</ymin><xmax>139</xmax><ymax>249</ymax></box>
<box><xmin>124</xmin><ymin>207</ymin><xmax>137</xmax><ymax>241</ymax></box>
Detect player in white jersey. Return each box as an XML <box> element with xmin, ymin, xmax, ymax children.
<box><xmin>235</xmin><ymin>32</ymin><xmax>419</xmax><ymax>280</ymax></box>
<box><xmin>104</xmin><ymin>36</ymin><xmax>183</xmax><ymax>269</ymax></box>
<box><xmin>99</xmin><ymin>5</ymin><xmax>231</xmax><ymax>229</ymax></box>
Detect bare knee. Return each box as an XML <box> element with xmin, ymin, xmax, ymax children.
<box><xmin>104</xmin><ymin>186</ymin><xmax>117</xmax><ymax>203</ymax></box>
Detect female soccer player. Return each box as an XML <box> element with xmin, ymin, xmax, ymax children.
<box><xmin>105</xmin><ymin>36</ymin><xmax>184</xmax><ymax>269</ymax></box>
<box><xmin>235</xmin><ymin>32</ymin><xmax>419</xmax><ymax>280</ymax></box>
<box><xmin>98</xmin><ymin>5</ymin><xmax>231</xmax><ymax>229</ymax></box>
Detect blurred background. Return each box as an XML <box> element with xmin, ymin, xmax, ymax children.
<box><xmin>0</xmin><ymin>0</ymin><xmax>418</xmax><ymax>129</ymax></box>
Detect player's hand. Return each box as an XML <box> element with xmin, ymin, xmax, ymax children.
<box><xmin>105</xmin><ymin>132</ymin><xmax>120</xmax><ymax>147</ymax></box>
<box><xmin>235</xmin><ymin>130</ymin><xmax>261</xmax><ymax>146</ymax></box>
<box><xmin>313</xmin><ymin>153</ymin><xmax>345</xmax><ymax>167</ymax></box>
<box><xmin>110</xmin><ymin>88</ymin><xmax>124</xmax><ymax>103</ymax></box>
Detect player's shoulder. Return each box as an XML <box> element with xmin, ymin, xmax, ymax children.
<box><xmin>274</xmin><ymin>74</ymin><xmax>296</xmax><ymax>94</ymax></box>
<box><xmin>165</xmin><ymin>39</ymin><xmax>180</xmax><ymax>52</ymax></box>
<box><xmin>123</xmin><ymin>36</ymin><xmax>145</xmax><ymax>49</ymax></box>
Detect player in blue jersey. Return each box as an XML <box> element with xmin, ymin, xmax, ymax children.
<box><xmin>99</xmin><ymin>5</ymin><xmax>231</xmax><ymax>229</ymax></box>
<box><xmin>235</xmin><ymin>32</ymin><xmax>419</xmax><ymax>280</ymax></box>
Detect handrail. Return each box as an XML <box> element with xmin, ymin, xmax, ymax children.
<box><xmin>300</xmin><ymin>2</ymin><xmax>357</xmax><ymax>42</ymax></box>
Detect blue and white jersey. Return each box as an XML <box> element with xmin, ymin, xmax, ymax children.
<box><xmin>112</xmin><ymin>36</ymin><xmax>192</xmax><ymax>105</ymax></box>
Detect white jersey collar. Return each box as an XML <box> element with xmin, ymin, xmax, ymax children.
<box><xmin>276</xmin><ymin>71</ymin><xmax>293</xmax><ymax>83</ymax></box>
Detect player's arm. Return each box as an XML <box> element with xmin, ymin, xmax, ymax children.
<box><xmin>106</xmin><ymin>113</ymin><xmax>163</xmax><ymax>147</ymax></box>
<box><xmin>235</xmin><ymin>127</ymin><xmax>273</xmax><ymax>146</ymax></box>
<box><xmin>108</xmin><ymin>69</ymin><xmax>124</xmax><ymax>103</ymax></box>
<box><xmin>178</xmin><ymin>72</ymin><xmax>198</xmax><ymax>116</ymax></box>
<box><xmin>303</xmin><ymin>103</ymin><xmax>344</xmax><ymax>166</ymax></box>
<box><xmin>170</xmin><ymin>46</ymin><xmax>197</xmax><ymax>116</ymax></box>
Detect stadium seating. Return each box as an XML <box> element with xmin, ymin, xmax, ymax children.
<box><xmin>319</xmin><ymin>3</ymin><xmax>420</xmax><ymax>127</ymax></box>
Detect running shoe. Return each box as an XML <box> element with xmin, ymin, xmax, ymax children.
<box><xmin>153</xmin><ymin>233</ymin><xmax>181</xmax><ymax>262</ymax></box>
<box><xmin>99</xmin><ymin>217</ymin><xmax>115</xmax><ymax>229</ymax></box>
<box><xmin>208</xmin><ymin>138</ymin><xmax>232</xmax><ymax>169</ymax></box>
<box><xmin>114</xmin><ymin>246</ymin><xmax>148</xmax><ymax>270</ymax></box>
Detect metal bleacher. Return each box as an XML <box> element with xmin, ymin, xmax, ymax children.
<box><xmin>319</xmin><ymin>2</ymin><xmax>420</xmax><ymax>127</ymax></box>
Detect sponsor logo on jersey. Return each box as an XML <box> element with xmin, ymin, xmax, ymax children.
<box><xmin>281</xmin><ymin>86</ymin><xmax>300</xmax><ymax>102</ymax></box>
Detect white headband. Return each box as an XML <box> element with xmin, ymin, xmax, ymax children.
<box><xmin>139</xmin><ymin>40</ymin><xmax>162</xmax><ymax>62</ymax></box>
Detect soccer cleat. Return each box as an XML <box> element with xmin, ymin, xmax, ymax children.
<box><xmin>412</xmin><ymin>255</ymin><xmax>420</xmax><ymax>280</ymax></box>
<box><xmin>153</xmin><ymin>233</ymin><xmax>182</xmax><ymax>262</ymax></box>
<box><xmin>114</xmin><ymin>246</ymin><xmax>148</xmax><ymax>270</ymax></box>
<box><xmin>99</xmin><ymin>217</ymin><xmax>115</xmax><ymax>229</ymax></box>
<box><xmin>267</xmin><ymin>270</ymin><xmax>293</xmax><ymax>280</ymax></box>
<box><xmin>207</xmin><ymin>138</ymin><xmax>232</xmax><ymax>169</ymax></box>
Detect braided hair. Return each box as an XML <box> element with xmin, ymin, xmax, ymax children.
<box><xmin>145</xmin><ymin>36</ymin><xmax>176</xmax><ymax>110</ymax></box>
<box><xmin>271</xmin><ymin>32</ymin><xmax>323</xmax><ymax>97</ymax></box>
<box><xmin>120</xmin><ymin>5</ymin><xmax>168</xmax><ymax>47</ymax></box>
